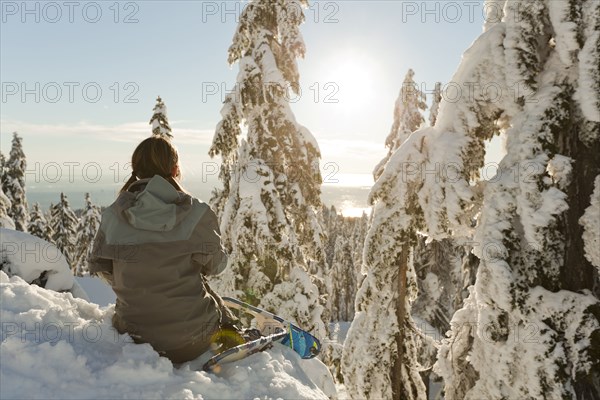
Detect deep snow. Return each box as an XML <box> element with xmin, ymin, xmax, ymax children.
<box><xmin>0</xmin><ymin>228</ymin><xmax>335</xmax><ymax>399</ymax></box>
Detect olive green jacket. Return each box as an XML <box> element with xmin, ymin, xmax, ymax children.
<box><xmin>89</xmin><ymin>175</ymin><xmax>228</xmax><ymax>361</ymax></box>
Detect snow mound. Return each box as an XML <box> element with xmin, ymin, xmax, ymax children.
<box><xmin>0</xmin><ymin>271</ymin><xmax>331</xmax><ymax>399</ymax></box>
<box><xmin>0</xmin><ymin>228</ymin><xmax>87</xmax><ymax>299</ymax></box>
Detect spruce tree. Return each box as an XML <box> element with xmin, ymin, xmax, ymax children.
<box><xmin>27</xmin><ymin>202</ymin><xmax>53</xmax><ymax>242</ymax></box>
<box><xmin>351</xmin><ymin>211</ymin><xmax>369</xmax><ymax>289</ymax></box>
<box><xmin>149</xmin><ymin>96</ymin><xmax>173</xmax><ymax>139</ymax></box>
<box><xmin>432</xmin><ymin>1</ymin><xmax>600</xmax><ymax>398</ymax></box>
<box><xmin>50</xmin><ymin>193</ymin><xmax>79</xmax><ymax>271</ymax></box>
<box><xmin>0</xmin><ymin>151</ymin><xmax>7</xmax><ymax>192</ymax></box>
<box><xmin>338</xmin><ymin>1</ymin><xmax>599</xmax><ymax>398</ymax></box>
<box><xmin>0</xmin><ymin>187</ymin><xmax>15</xmax><ymax>229</ymax></box>
<box><xmin>410</xmin><ymin>238</ymin><xmax>464</xmax><ymax>395</ymax></box>
<box><xmin>0</xmin><ymin>151</ymin><xmax>11</xmax><ymax>229</ymax></box>
<box><xmin>208</xmin><ymin>0</ymin><xmax>326</xmax><ymax>337</ymax></box>
<box><xmin>330</xmin><ymin>235</ymin><xmax>356</xmax><ymax>322</ymax></box>
<box><xmin>580</xmin><ymin>176</ymin><xmax>600</xmax><ymax>273</ymax></box>
<box><xmin>4</xmin><ymin>132</ymin><xmax>29</xmax><ymax>231</ymax></box>
<box><xmin>429</xmin><ymin>82</ymin><xmax>442</xmax><ymax>127</ymax></box>
<box><xmin>324</xmin><ymin>205</ymin><xmax>340</xmax><ymax>271</ymax></box>
<box><xmin>341</xmin><ymin>71</ymin><xmax>429</xmax><ymax>400</ymax></box>
<box><xmin>373</xmin><ymin>69</ymin><xmax>427</xmax><ymax>181</ymax></box>
<box><xmin>74</xmin><ymin>193</ymin><xmax>101</xmax><ymax>276</ymax></box>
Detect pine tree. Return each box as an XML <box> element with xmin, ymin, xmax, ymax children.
<box><xmin>351</xmin><ymin>211</ymin><xmax>369</xmax><ymax>289</ymax></box>
<box><xmin>50</xmin><ymin>193</ymin><xmax>79</xmax><ymax>271</ymax></box>
<box><xmin>324</xmin><ymin>205</ymin><xmax>340</xmax><ymax>270</ymax></box>
<box><xmin>410</xmin><ymin>238</ymin><xmax>464</xmax><ymax>395</ymax></box>
<box><xmin>149</xmin><ymin>96</ymin><xmax>173</xmax><ymax>139</ymax></box>
<box><xmin>74</xmin><ymin>193</ymin><xmax>101</xmax><ymax>276</ymax></box>
<box><xmin>330</xmin><ymin>235</ymin><xmax>356</xmax><ymax>322</ymax></box>
<box><xmin>429</xmin><ymin>82</ymin><xmax>442</xmax><ymax>127</ymax></box>
<box><xmin>3</xmin><ymin>132</ymin><xmax>29</xmax><ymax>231</ymax></box>
<box><xmin>335</xmin><ymin>1</ymin><xmax>600</xmax><ymax>398</ymax></box>
<box><xmin>373</xmin><ymin>69</ymin><xmax>427</xmax><ymax>181</ymax></box>
<box><xmin>342</xmin><ymin>70</ymin><xmax>430</xmax><ymax>400</ymax></box>
<box><xmin>580</xmin><ymin>175</ymin><xmax>600</xmax><ymax>273</ymax></box>
<box><xmin>0</xmin><ymin>151</ymin><xmax>11</xmax><ymax>229</ymax></box>
<box><xmin>342</xmin><ymin>70</ymin><xmax>426</xmax><ymax>400</ymax></box>
<box><xmin>208</xmin><ymin>0</ymin><xmax>326</xmax><ymax>338</ymax></box>
<box><xmin>435</xmin><ymin>1</ymin><xmax>600</xmax><ymax>397</ymax></box>
<box><xmin>27</xmin><ymin>202</ymin><xmax>53</xmax><ymax>242</ymax></box>
<box><xmin>0</xmin><ymin>187</ymin><xmax>15</xmax><ymax>229</ymax></box>
<box><xmin>0</xmin><ymin>151</ymin><xmax>7</xmax><ymax>192</ymax></box>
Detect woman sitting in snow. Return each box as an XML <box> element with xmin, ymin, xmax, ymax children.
<box><xmin>89</xmin><ymin>136</ymin><xmax>246</xmax><ymax>364</ymax></box>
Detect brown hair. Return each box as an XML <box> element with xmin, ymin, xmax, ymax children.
<box><xmin>119</xmin><ymin>136</ymin><xmax>186</xmax><ymax>194</ymax></box>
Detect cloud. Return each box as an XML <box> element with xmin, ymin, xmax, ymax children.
<box><xmin>0</xmin><ymin>119</ymin><xmax>215</xmax><ymax>146</ymax></box>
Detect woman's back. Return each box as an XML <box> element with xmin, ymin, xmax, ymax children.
<box><xmin>90</xmin><ymin>174</ymin><xmax>228</xmax><ymax>362</ymax></box>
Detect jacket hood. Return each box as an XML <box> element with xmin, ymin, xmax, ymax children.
<box><xmin>124</xmin><ymin>175</ymin><xmax>182</xmax><ymax>232</ymax></box>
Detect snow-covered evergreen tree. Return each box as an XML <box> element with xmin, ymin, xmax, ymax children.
<box><xmin>411</xmin><ymin>238</ymin><xmax>464</xmax><ymax>394</ymax></box>
<box><xmin>429</xmin><ymin>82</ymin><xmax>442</xmax><ymax>127</ymax></box>
<box><xmin>0</xmin><ymin>151</ymin><xmax>7</xmax><ymax>192</ymax></box>
<box><xmin>0</xmin><ymin>187</ymin><xmax>16</xmax><ymax>229</ymax></box>
<box><xmin>208</xmin><ymin>0</ymin><xmax>326</xmax><ymax>338</ymax></box>
<box><xmin>321</xmin><ymin>207</ymin><xmax>366</xmax><ymax>320</ymax></box>
<box><xmin>149</xmin><ymin>96</ymin><xmax>173</xmax><ymax>139</ymax></box>
<box><xmin>27</xmin><ymin>203</ymin><xmax>53</xmax><ymax>242</ymax></box>
<box><xmin>329</xmin><ymin>235</ymin><xmax>356</xmax><ymax>322</ymax></box>
<box><xmin>351</xmin><ymin>211</ymin><xmax>369</xmax><ymax>288</ymax></box>
<box><xmin>50</xmin><ymin>193</ymin><xmax>79</xmax><ymax>271</ymax></box>
<box><xmin>323</xmin><ymin>205</ymin><xmax>340</xmax><ymax>269</ymax></box>
<box><xmin>74</xmin><ymin>193</ymin><xmax>101</xmax><ymax>276</ymax></box>
<box><xmin>342</xmin><ymin>70</ymin><xmax>430</xmax><ymax>400</ymax></box>
<box><xmin>373</xmin><ymin>69</ymin><xmax>427</xmax><ymax>181</ymax></box>
<box><xmin>434</xmin><ymin>0</ymin><xmax>600</xmax><ymax>397</ymax></box>
<box><xmin>3</xmin><ymin>133</ymin><xmax>29</xmax><ymax>231</ymax></box>
<box><xmin>338</xmin><ymin>1</ymin><xmax>600</xmax><ymax>398</ymax></box>
<box><xmin>580</xmin><ymin>175</ymin><xmax>600</xmax><ymax>273</ymax></box>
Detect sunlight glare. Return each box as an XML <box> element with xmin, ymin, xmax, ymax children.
<box><xmin>340</xmin><ymin>206</ymin><xmax>372</xmax><ymax>218</ymax></box>
<box><xmin>324</xmin><ymin>50</ymin><xmax>379</xmax><ymax>113</ymax></box>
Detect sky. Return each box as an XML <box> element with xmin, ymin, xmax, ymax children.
<box><xmin>0</xmin><ymin>0</ymin><xmax>490</xmax><ymax>212</ymax></box>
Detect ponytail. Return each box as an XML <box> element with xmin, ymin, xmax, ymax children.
<box><xmin>166</xmin><ymin>176</ymin><xmax>188</xmax><ymax>194</ymax></box>
<box><xmin>119</xmin><ymin>173</ymin><xmax>138</xmax><ymax>194</ymax></box>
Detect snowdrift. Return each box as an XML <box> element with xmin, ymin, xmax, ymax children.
<box><xmin>0</xmin><ymin>227</ymin><xmax>333</xmax><ymax>399</ymax></box>
<box><xmin>0</xmin><ymin>272</ymin><xmax>331</xmax><ymax>399</ymax></box>
<box><xmin>0</xmin><ymin>228</ymin><xmax>87</xmax><ymax>299</ymax></box>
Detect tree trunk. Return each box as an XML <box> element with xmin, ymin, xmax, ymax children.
<box><xmin>559</xmin><ymin>124</ymin><xmax>600</xmax><ymax>296</ymax></box>
<box><xmin>391</xmin><ymin>242</ymin><xmax>410</xmax><ymax>400</ymax></box>
<box><xmin>558</xmin><ymin>108</ymin><xmax>600</xmax><ymax>398</ymax></box>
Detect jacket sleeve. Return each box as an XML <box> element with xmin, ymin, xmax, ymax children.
<box><xmin>88</xmin><ymin>226</ymin><xmax>114</xmax><ymax>285</ymax></box>
<box><xmin>191</xmin><ymin>206</ymin><xmax>228</xmax><ymax>276</ymax></box>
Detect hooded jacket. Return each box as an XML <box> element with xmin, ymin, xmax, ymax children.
<box><xmin>89</xmin><ymin>175</ymin><xmax>228</xmax><ymax>362</ymax></box>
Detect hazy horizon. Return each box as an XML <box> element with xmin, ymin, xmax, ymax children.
<box><xmin>23</xmin><ymin>172</ymin><xmax>374</xmax><ymax>217</ymax></box>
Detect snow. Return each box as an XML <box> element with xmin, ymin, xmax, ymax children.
<box><xmin>0</xmin><ymin>190</ymin><xmax>16</xmax><ymax>229</ymax></box>
<box><xmin>546</xmin><ymin>154</ymin><xmax>573</xmax><ymax>190</ymax></box>
<box><xmin>0</xmin><ymin>228</ymin><xmax>335</xmax><ymax>399</ymax></box>
<box><xmin>0</xmin><ymin>215</ymin><xmax>14</xmax><ymax>230</ymax></box>
<box><xmin>0</xmin><ymin>228</ymin><xmax>80</xmax><ymax>295</ymax></box>
<box><xmin>580</xmin><ymin>175</ymin><xmax>600</xmax><ymax>271</ymax></box>
<box><xmin>0</xmin><ymin>272</ymin><xmax>334</xmax><ymax>399</ymax></box>
<box><xmin>75</xmin><ymin>276</ymin><xmax>116</xmax><ymax>307</ymax></box>
<box><xmin>441</xmin><ymin>283</ymin><xmax>600</xmax><ymax>400</ymax></box>
<box><xmin>575</xmin><ymin>30</ymin><xmax>600</xmax><ymax>123</ymax></box>
<box><xmin>547</xmin><ymin>0</ymin><xmax>579</xmax><ymax>67</ymax></box>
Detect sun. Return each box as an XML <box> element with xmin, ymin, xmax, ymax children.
<box><xmin>322</xmin><ymin>51</ymin><xmax>378</xmax><ymax>113</ymax></box>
